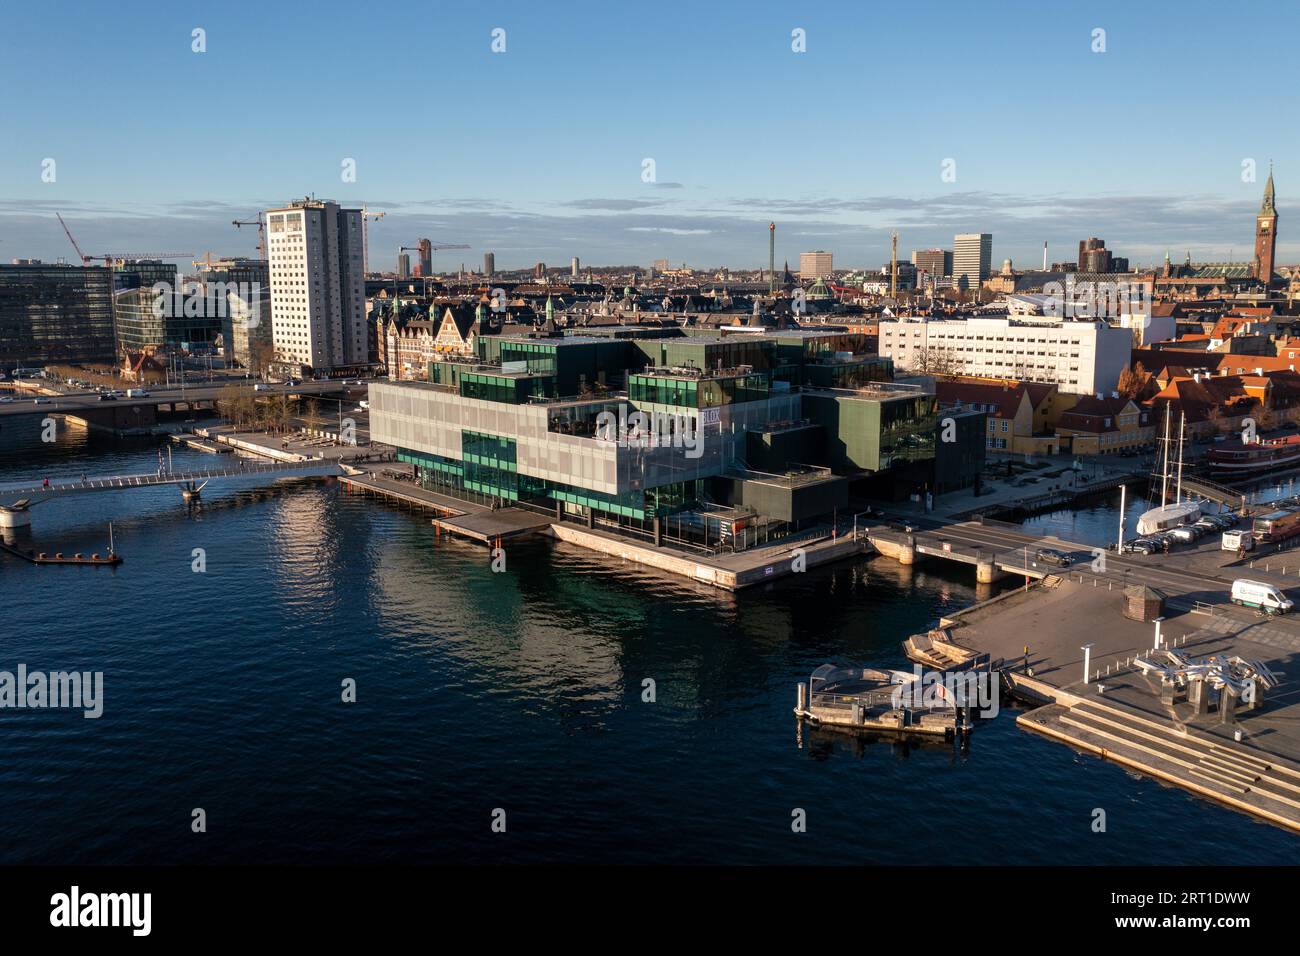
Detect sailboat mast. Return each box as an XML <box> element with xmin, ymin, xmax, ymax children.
<box><xmin>1161</xmin><ymin>405</ymin><xmax>1170</xmax><ymax>508</ymax></box>
<box><xmin>1176</xmin><ymin>411</ymin><xmax>1186</xmax><ymax>504</ymax></box>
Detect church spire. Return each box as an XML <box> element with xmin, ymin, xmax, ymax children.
<box><xmin>1261</xmin><ymin>162</ymin><xmax>1277</xmax><ymax>217</ymax></box>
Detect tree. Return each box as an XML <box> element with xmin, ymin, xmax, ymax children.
<box><xmin>248</xmin><ymin>341</ymin><xmax>275</xmax><ymax>380</ymax></box>
<box><xmin>1117</xmin><ymin>362</ymin><xmax>1157</xmax><ymax>401</ymax></box>
<box><xmin>913</xmin><ymin>346</ymin><xmax>966</xmax><ymax>379</ymax></box>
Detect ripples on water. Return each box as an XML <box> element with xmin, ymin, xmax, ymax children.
<box><xmin>1</xmin><ymin>425</ymin><xmax>1297</xmax><ymax>864</ymax></box>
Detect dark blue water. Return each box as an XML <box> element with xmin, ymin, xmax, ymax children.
<box><xmin>2</xmin><ymin>416</ymin><xmax>1298</xmax><ymax>864</ymax></box>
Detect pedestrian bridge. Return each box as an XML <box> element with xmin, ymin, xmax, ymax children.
<box><xmin>0</xmin><ymin>458</ymin><xmax>345</xmax><ymax>512</ymax></box>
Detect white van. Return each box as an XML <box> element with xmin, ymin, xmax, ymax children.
<box><xmin>125</xmin><ymin>388</ymin><xmax>148</xmax><ymax>397</ymax></box>
<box><xmin>1231</xmin><ymin>579</ymin><xmax>1294</xmax><ymax>615</ymax></box>
<box><xmin>1222</xmin><ymin>529</ymin><xmax>1255</xmax><ymax>552</ymax></box>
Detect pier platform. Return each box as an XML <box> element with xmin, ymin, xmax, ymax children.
<box><xmin>929</xmin><ymin>579</ymin><xmax>1300</xmax><ymax>833</ymax></box>
<box><xmin>434</xmin><ymin>509</ymin><xmax>555</xmax><ymax>544</ymax></box>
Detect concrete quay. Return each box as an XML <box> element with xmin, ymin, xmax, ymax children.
<box><xmin>918</xmin><ymin>571</ymin><xmax>1300</xmax><ymax>834</ymax></box>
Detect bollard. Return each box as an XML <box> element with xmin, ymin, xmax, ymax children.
<box><xmin>796</xmin><ymin>682</ymin><xmax>807</xmax><ymax>713</ymax></box>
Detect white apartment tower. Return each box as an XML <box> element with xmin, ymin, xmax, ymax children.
<box><xmin>953</xmin><ymin>233</ymin><xmax>992</xmax><ymax>292</ymax></box>
<box><xmin>266</xmin><ymin>198</ymin><xmax>366</xmax><ymax>371</ymax></box>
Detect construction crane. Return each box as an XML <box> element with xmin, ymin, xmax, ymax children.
<box><xmin>232</xmin><ymin>213</ymin><xmax>266</xmax><ymax>259</ymax></box>
<box><xmin>56</xmin><ymin>213</ymin><xmax>89</xmax><ymax>263</ymax></box>
<box><xmin>54</xmin><ymin>214</ymin><xmax>189</xmax><ymax>266</ymax></box>
<box><xmin>359</xmin><ymin>205</ymin><xmax>385</xmax><ymax>275</ymax></box>
<box><xmin>400</xmin><ymin>239</ymin><xmax>470</xmax><ymax>276</ymax></box>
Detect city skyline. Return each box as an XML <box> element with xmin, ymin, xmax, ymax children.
<box><xmin>2</xmin><ymin>0</ymin><xmax>1298</xmax><ymax>270</ymax></box>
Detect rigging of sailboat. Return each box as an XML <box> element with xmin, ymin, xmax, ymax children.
<box><xmin>1136</xmin><ymin>405</ymin><xmax>1201</xmax><ymax>536</ymax></box>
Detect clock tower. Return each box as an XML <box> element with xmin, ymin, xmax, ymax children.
<box><xmin>1255</xmin><ymin>165</ymin><xmax>1278</xmax><ymax>285</ymax></box>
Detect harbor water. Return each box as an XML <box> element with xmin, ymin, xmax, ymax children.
<box><xmin>2</xmin><ymin>420</ymin><xmax>1298</xmax><ymax>864</ymax></box>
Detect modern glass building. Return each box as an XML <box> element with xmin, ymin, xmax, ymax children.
<box><xmin>113</xmin><ymin>286</ymin><xmax>224</xmax><ymax>357</ymax></box>
<box><xmin>0</xmin><ymin>262</ymin><xmax>114</xmax><ymax>368</ymax></box>
<box><xmin>372</xmin><ymin>331</ymin><xmax>956</xmax><ymax>529</ymax></box>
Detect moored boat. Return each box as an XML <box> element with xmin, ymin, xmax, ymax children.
<box><xmin>1209</xmin><ymin>433</ymin><xmax>1300</xmax><ymax>476</ymax></box>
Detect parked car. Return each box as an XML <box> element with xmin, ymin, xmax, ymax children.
<box><xmin>1035</xmin><ymin>548</ymin><xmax>1071</xmax><ymax>568</ymax></box>
<box><xmin>1170</xmin><ymin>527</ymin><xmax>1198</xmax><ymax>544</ymax></box>
<box><xmin>1122</xmin><ymin>539</ymin><xmax>1157</xmax><ymax>555</ymax></box>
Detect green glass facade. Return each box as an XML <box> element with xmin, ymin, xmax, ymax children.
<box><xmin>396</xmin><ymin>445</ymin><xmax>703</xmax><ymax>521</ymax></box>
<box><xmin>628</xmin><ymin>371</ymin><xmax>769</xmax><ymax>408</ymax></box>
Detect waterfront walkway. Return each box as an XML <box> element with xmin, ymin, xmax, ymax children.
<box><xmin>932</xmin><ymin>577</ymin><xmax>1300</xmax><ymax>833</ymax></box>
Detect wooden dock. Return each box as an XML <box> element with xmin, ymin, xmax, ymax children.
<box><xmin>433</xmin><ymin>509</ymin><xmax>555</xmax><ymax>544</ymax></box>
<box><xmin>339</xmin><ymin>472</ymin><xmax>468</xmax><ymax>516</ymax></box>
<box><xmin>171</xmin><ymin>433</ymin><xmax>231</xmax><ymax>454</ymax></box>
<box><xmin>0</xmin><ymin>540</ymin><xmax>121</xmax><ymax>566</ymax></box>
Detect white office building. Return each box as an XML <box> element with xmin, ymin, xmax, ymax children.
<box><xmin>266</xmin><ymin>198</ymin><xmax>367</xmax><ymax>371</ymax></box>
<box><xmin>877</xmin><ymin>315</ymin><xmax>1132</xmax><ymax>395</ymax></box>
<box><xmin>953</xmin><ymin>233</ymin><xmax>992</xmax><ymax>292</ymax></box>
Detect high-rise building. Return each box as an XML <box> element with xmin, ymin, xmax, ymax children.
<box><xmin>0</xmin><ymin>262</ymin><xmax>115</xmax><ymax>367</ymax></box>
<box><xmin>953</xmin><ymin>234</ymin><xmax>992</xmax><ymax>291</ymax></box>
<box><xmin>911</xmin><ymin>249</ymin><xmax>952</xmax><ymax>278</ymax></box>
<box><xmin>800</xmin><ymin>250</ymin><xmax>833</xmax><ymax>278</ymax></box>
<box><xmin>1255</xmin><ymin>167</ymin><xmax>1278</xmax><ymax>285</ymax></box>
<box><xmin>484</xmin><ymin>252</ymin><xmax>495</xmax><ymax>277</ymax></box>
<box><xmin>397</xmin><ymin>253</ymin><xmax>411</xmax><ymax>279</ymax></box>
<box><xmin>571</xmin><ymin>256</ymin><xmax>580</xmax><ymax>278</ymax></box>
<box><xmin>1077</xmin><ymin>237</ymin><xmax>1111</xmax><ymax>273</ymax></box>
<box><xmin>417</xmin><ymin>239</ymin><xmax>433</xmax><ymax>277</ymax></box>
<box><xmin>266</xmin><ymin>198</ymin><xmax>367</xmax><ymax>371</ymax></box>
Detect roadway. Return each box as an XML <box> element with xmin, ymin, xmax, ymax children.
<box><xmin>0</xmin><ymin>380</ymin><xmax>360</xmax><ymax>419</ymax></box>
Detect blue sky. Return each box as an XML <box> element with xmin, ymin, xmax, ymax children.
<box><xmin>2</xmin><ymin>0</ymin><xmax>1298</xmax><ymax>271</ymax></box>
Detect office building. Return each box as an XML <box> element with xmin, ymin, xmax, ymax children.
<box><xmin>195</xmin><ymin>257</ymin><xmax>272</xmax><ymax>369</ymax></box>
<box><xmin>1078</xmin><ymin>237</ymin><xmax>1111</xmax><ymax>273</ymax></box>
<box><xmin>953</xmin><ymin>234</ymin><xmax>992</xmax><ymax>291</ymax></box>
<box><xmin>370</xmin><ymin>330</ymin><xmax>953</xmax><ymax>538</ymax></box>
<box><xmin>911</xmin><ymin>249</ymin><xmax>952</xmax><ymax>279</ymax></box>
<box><xmin>113</xmin><ymin>283</ymin><xmax>223</xmax><ymax>358</ymax></box>
<box><xmin>484</xmin><ymin>252</ymin><xmax>495</xmax><ymax>277</ymax></box>
<box><xmin>0</xmin><ymin>262</ymin><xmax>115</xmax><ymax>368</ymax></box>
<box><xmin>113</xmin><ymin>259</ymin><xmax>176</xmax><ymax>294</ymax></box>
<box><xmin>800</xmin><ymin>251</ymin><xmax>833</xmax><ymax>279</ymax></box>
<box><xmin>877</xmin><ymin>315</ymin><xmax>1131</xmax><ymax>395</ymax></box>
<box><xmin>397</xmin><ymin>253</ymin><xmax>411</xmax><ymax>279</ymax></box>
<box><xmin>571</xmin><ymin>257</ymin><xmax>580</xmax><ymax>278</ymax></box>
<box><xmin>266</xmin><ymin>198</ymin><xmax>367</xmax><ymax>372</ymax></box>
